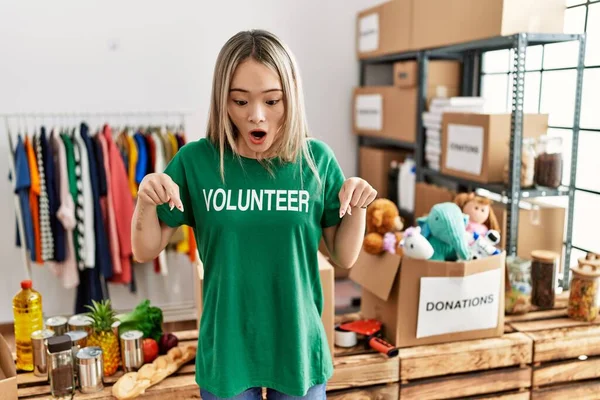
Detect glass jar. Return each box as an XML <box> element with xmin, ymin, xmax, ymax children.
<box><xmin>567</xmin><ymin>258</ymin><xmax>600</xmax><ymax>322</ymax></box>
<box><xmin>47</xmin><ymin>335</ymin><xmax>75</xmax><ymax>398</ymax></box>
<box><xmin>530</xmin><ymin>250</ymin><xmax>559</xmax><ymax>309</ymax></box>
<box><xmin>534</xmin><ymin>136</ymin><xmax>563</xmax><ymax>188</ymax></box>
<box><xmin>503</xmin><ymin>138</ymin><xmax>536</xmax><ymax>188</ymax></box>
<box><xmin>505</xmin><ymin>256</ymin><xmax>532</xmax><ymax>315</ymax></box>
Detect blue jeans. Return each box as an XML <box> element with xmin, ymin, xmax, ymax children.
<box><xmin>200</xmin><ymin>384</ymin><xmax>327</xmax><ymax>399</ymax></box>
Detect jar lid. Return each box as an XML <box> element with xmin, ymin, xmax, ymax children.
<box><xmin>531</xmin><ymin>250</ymin><xmax>560</xmax><ymax>263</ymax></box>
<box><xmin>572</xmin><ymin>258</ymin><xmax>600</xmax><ymax>278</ymax></box>
<box><xmin>68</xmin><ymin>314</ymin><xmax>92</xmax><ymax>326</ymax></box>
<box><xmin>65</xmin><ymin>330</ymin><xmax>88</xmax><ymax>343</ymax></box>
<box><xmin>76</xmin><ymin>346</ymin><xmax>103</xmax><ymax>363</ymax></box>
<box><xmin>120</xmin><ymin>330</ymin><xmax>143</xmax><ymax>341</ymax></box>
<box><xmin>31</xmin><ymin>329</ymin><xmax>55</xmax><ymax>342</ymax></box>
<box><xmin>46</xmin><ymin>316</ymin><xmax>68</xmax><ymax>327</ymax></box>
<box><xmin>47</xmin><ymin>335</ymin><xmax>72</xmax><ymax>353</ymax></box>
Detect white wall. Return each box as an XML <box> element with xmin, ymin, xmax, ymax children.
<box><xmin>0</xmin><ymin>0</ymin><xmax>383</xmax><ymax>323</ymax></box>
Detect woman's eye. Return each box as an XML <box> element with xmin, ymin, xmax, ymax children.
<box><xmin>266</xmin><ymin>99</ymin><xmax>280</xmax><ymax>106</ymax></box>
<box><xmin>234</xmin><ymin>100</ymin><xmax>247</xmax><ymax>106</ymax></box>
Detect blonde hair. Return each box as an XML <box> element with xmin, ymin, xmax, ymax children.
<box><xmin>454</xmin><ymin>192</ymin><xmax>500</xmax><ymax>231</ymax></box>
<box><xmin>207</xmin><ymin>29</ymin><xmax>320</xmax><ymax>186</ymax></box>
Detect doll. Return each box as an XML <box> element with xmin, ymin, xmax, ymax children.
<box><xmin>454</xmin><ymin>192</ymin><xmax>500</xmax><ymax>238</ymax></box>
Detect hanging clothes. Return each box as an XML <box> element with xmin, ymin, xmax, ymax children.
<box><xmin>134</xmin><ymin>131</ymin><xmax>148</xmax><ymax>185</ymax></box>
<box><xmin>125</xmin><ymin>133</ymin><xmax>138</xmax><ymax>198</ymax></box>
<box><xmin>48</xmin><ymin>131</ymin><xmax>79</xmax><ymax>289</ymax></box>
<box><xmin>60</xmin><ymin>133</ymin><xmax>84</xmax><ymax>270</ymax></box>
<box><xmin>80</xmin><ymin>123</ymin><xmax>112</xmax><ymax>279</ymax></box>
<box><xmin>36</xmin><ymin>128</ymin><xmax>54</xmax><ymax>262</ymax></box>
<box><xmin>72</xmin><ymin>126</ymin><xmax>95</xmax><ymax>269</ymax></box>
<box><xmin>24</xmin><ymin>136</ymin><xmax>41</xmax><ymax>263</ymax></box>
<box><xmin>43</xmin><ymin>129</ymin><xmax>65</xmax><ymax>262</ymax></box>
<box><xmin>96</xmin><ymin>129</ymin><xmax>122</xmax><ymax>276</ymax></box>
<box><xmin>13</xmin><ymin>135</ymin><xmax>35</xmax><ymax>258</ymax></box>
<box><xmin>103</xmin><ymin>126</ymin><xmax>133</xmax><ymax>284</ymax></box>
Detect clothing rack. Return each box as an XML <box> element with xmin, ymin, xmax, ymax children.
<box><xmin>2</xmin><ymin>111</ymin><xmax>192</xmax><ymax>281</ymax></box>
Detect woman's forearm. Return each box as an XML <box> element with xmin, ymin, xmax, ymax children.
<box><xmin>333</xmin><ymin>207</ymin><xmax>366</xmax><ymax>269</ymax></box>
<box><xmin>131</xmin><ymin>202</ymin><xmax>164</xmax><ymax>262</ymax></box>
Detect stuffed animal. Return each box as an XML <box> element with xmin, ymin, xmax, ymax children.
<box><xmin>400</xmin><ymin>227</ymin><xmax>434</xmax><ymax>260</ymax></box>
<box><xmin>454</xmin><ymin>193</ymin><xmax>500</xmax><ymax>239</ymax></box>
<box><xmin>363</xmin><ymin>198</ymin><xmax>404</xmax><ymax>255</ymax></box>
<box><xmin>417</xmin><ymin>202</ymin><xmax>471</xmax><ymax>261</ymax></box>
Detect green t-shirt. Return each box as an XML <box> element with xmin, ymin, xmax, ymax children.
<box><xmin>156</xmin><ymin>137</ymin><xmax>345</xmax><ymax>397</ymax></box>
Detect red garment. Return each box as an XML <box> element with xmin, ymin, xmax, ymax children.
<box><xmin>97</xmin><ymin>131</ymin><xmax>122</xmax><ymax>275</ymax></box>
<box><xmin>102</xmin><ymin>125</ymin><xmax>134</xmax><ymax>284</ymax></box>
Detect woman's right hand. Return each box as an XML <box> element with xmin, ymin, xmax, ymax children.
<box><xmin>137</xmin><ymin>173</ymin><xmax>184</xmax><ymax>212</ymax></box>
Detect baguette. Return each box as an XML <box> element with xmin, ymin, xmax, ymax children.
<box><xmin>112</xmin><ymin>345</ymin><xmax>197</xmax><ymax>399</ymax></box>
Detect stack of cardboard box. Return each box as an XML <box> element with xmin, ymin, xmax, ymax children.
<box><xmin>356</xmin><ymin>0</ymin><xmax>565</xmax><ymax>58</ymax></box>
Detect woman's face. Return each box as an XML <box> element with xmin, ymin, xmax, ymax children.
<box><xmin>228</xmin><ymin>58</ymin><xmax>285</xmax><ymax>158</ymax></box>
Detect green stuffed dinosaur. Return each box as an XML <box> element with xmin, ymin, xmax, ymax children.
<box><xmin>417</xmin><ymin>202</ymin><xmax>471</xmax><ymax>261</ymax></box>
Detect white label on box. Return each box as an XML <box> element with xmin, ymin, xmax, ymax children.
<box><xmin>445</xmin><ymin>124</ymin><xmax>484</xmax><ymax>175</ymax></box>
<box><xmin>359</xmin><ymin>13</ymin><xmax>379</xmax><ymax>53</ymax></box>
<box><xmin>355</xmin><ymin>94</ymin><xmax>383</xmax><ymax>131</ymax></box>
<box><xmin>416</xmin><ymin>268</ymin><xmax>501</xmax><ymax>339</ymax></box>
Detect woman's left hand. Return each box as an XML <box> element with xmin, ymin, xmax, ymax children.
<box><xmin>338</xmin><ymin>177</ymin><xmax>377</xmax><ymax>218</ymax></box>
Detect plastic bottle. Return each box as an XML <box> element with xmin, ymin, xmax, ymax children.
<box><xmin>398</xmin><ymin>158</ymin><xmax>416</xmax><ymax>213</ymax></box>
<box><xmin>13</xmin><ymin>280</ymin><xmax>44</xmax><ymax>371</ymax></box>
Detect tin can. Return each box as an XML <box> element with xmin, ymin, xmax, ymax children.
<box><xmin>68</xmin><ymin>314</ymin><xmax>93</xmax><ymax>335</ymax></box>
<box><xmin>65</xmin><ymin>330</ymin><xmax>88</xmax><ymax>384</ymax></box>
<box><xmin>46</xmin><ymin>316</ymin><xmax>68</xmax><ymax>336</ymax></box>
<box><xmin>76</xmin><ymin>347</ymin><xmax>104</xmax><ymax>394</ymax></box>
<box><xmin>111</xmin><ymin>320</ymin><xmax>121</xmax><ymax>338</ymax></box>
<box><xmin>120</xmin><ymin>330</ymin><xmax>144</xmax><ymax>372</ymax></box>
<box><xmin>31</xmin><ymin>329</ymin><xmax>55</xmax><ymax>378</ymax></box>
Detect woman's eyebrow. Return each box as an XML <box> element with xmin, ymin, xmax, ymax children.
<box><xmin>229</xmin><ymin>88</ymin><xmax>283</xmax><ymax>93</ymax></box>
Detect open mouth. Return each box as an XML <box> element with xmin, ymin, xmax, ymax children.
<box><xmin>249</xmin><ymin>129</ymin><xmax>267</xmax><ymax>144</ymax></box>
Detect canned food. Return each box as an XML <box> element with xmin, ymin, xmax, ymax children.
<box><xmin>46</xmin><ymin>316</ymin><xmax>68</xmax><ymax>336</ymax></box>
<box><xmin>120</xmin><ymin>330</ymin><xmax>144</xmax><ymax>372</ymax></box>
<box><xmin>65</xmin><ymin>330</ymin><xmax>88</xmax><ymax>384</ymax></box>
<box><xmin>68</xmin><ymin>314</ymin><xmax>92</xmax><ymax>335</ymax></box>
<box><xmin>76</xmin><ymin>347</ymin><xmax>104</xmax><ymax>394</ymax></box>
<box><xmin>31</xmin><ymin>329</ymin><xmax>55</xmax><ymax>378</ymax></box>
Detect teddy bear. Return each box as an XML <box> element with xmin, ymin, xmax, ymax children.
<box><xmin>363</xmin><ymin>198</ymin><xmax>404</xmax><ymax>255</ymax></box>
<box><xmin>454</xmin><ymin>192</ymin><xmax>500</xmax><ymax>239</ymax></box>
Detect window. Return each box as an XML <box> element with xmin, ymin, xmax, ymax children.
<box><xmin>481</xmin><ymin>1</ymin><xmax>600</xmax><ymax>268</ymax></box>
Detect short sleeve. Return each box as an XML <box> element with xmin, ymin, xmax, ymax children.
<box><xmin>156</xmin><ymin>151</ymin><xmax>195</xmax><ymax>228</ymax></box>
<box><xmin>321</xmin><ymin>148</ymin><xmax>346</xmax><ymax>228</ymax></box>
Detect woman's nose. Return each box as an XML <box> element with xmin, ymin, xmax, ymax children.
<box><xmin>248</xmin><ymin>104</ymin><xmax>266</xmax><ymax>123</ymax></box>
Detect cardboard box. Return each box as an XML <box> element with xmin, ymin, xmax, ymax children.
<box><xmin>359</xmin><ymin>146</ymin><xmax>411</xmax><ymax>199</ymax></box>
<box><xmin>353</xmin><ymin>86</ymin><xmax>417</xmax><ymax>143</ymax></box>
<box><xmin>356</xmin><ymin>0</ymin><xmax>413</xmax><ymax>59</ymax></box>
<box><xmin>350</xmin><ymin>251</ymin><xmax>505</xmax><ymax>348</ymax></box>
<box><xmin>393</xmin><ymin>60</ymin><xmax>461</xmax><ymax>101</ymax></box>
<box><xmin>441</xmin><ymin>113</ymin><xmax>549</xmax><ymax>183</ymax></box>
<box><xmin>0</xmin><ymin>334</ymin><xmax>17</xmax><ymax>400</ymax></box>
<box><xmin>194</xmin><ymin>253</ymin><xmax>335</xmax><ymax>357</ymax></box>
<box><xmin>493</xmin><ymin>200</ymin><xmax>566</xmax><ymax>268</ymax></box>
<box><xmin>414</xmin><ymin>182</ymin><xmax>456</xmax><ymax>220</ymax></box>
<box><xmin>412</xmin><ymin>0</ymin><xmax>565</xmax><ymax>50</ymax></box>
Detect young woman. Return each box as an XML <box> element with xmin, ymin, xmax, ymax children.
<box><xmin>131</xmin><ymin>29</ymin><xmax>375</xmax><ymax>400</ymax></box>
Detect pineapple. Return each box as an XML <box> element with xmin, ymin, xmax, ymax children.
<box><xmin>85</xmin><ymin>300</ymin><xmax>120</xmax><ymax>377</ymax></box>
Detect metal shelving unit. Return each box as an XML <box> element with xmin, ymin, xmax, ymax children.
<box><xmin>357</xmin><ymin>32</ymin><xmax>586</xmax><ymax>288</ymax></box>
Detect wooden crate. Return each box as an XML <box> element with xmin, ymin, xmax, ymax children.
<box><xmin>16</xmin><ymin>325</ymin><xmax>399</xmax><ymax>399</ymax></box>
<box><xmin>397</xmin><ymin>332</ymin><xmax>532</xmax><ymax>399</ymax></box>
<box><xmin>507</xmin><ymin>291</ymin><xmax>600</xmax><ymax>400</ymax></box>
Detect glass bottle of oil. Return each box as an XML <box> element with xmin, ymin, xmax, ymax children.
<box><xmin>13</xmin><ymin>280</ymin><xmax>43</xmax><ymax>371</ymax></box>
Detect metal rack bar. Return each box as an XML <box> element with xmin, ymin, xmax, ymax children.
<box><xmin>563</xmin><ymin>33</ymin><xmax>587</xmax><ymax>288</ymax></box>
<box><xmin>506</xmin><ymin>33</ymin><xmax>528</xmax><ymax>257</ymax></box>
<box><xmin>415</xmin><ymin>51</ymin><xmax>428</xmax><ymax>181</ymax></box>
